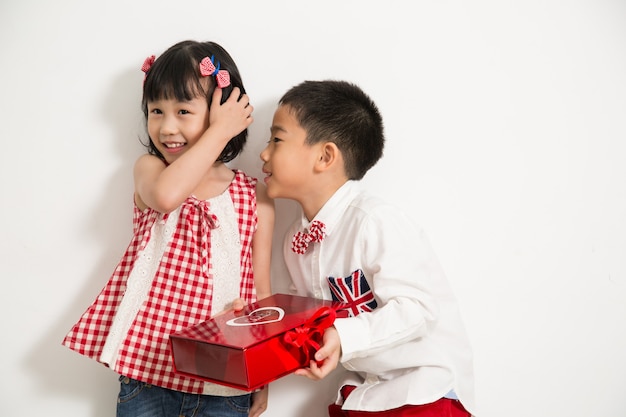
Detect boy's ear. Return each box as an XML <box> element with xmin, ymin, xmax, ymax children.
<box><xmin>314</xmin><ymin>142</ymin><xmax>341</xmax><ymax>172</ymax></box>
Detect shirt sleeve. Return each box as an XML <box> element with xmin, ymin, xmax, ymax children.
<box><xmin>333</xmin><ymin>204</ymin><xmax>447</xmax><ymax>362</ymax></box>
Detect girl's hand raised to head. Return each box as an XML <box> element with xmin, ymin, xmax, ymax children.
<box><xmin>208</xmin><ymin>87</ymin><xmax>254</xmax><ymax>140</ymax></box>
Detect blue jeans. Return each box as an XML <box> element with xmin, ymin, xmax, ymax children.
<box><xmin>116</xmin><ymin>376</ymin><xmax>251</xmax><ymax>417</ymax></box>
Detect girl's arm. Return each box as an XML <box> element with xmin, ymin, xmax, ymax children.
<box><xmin>248</xmin><ymin>181</ymin><xmax>273</xmax><ymax>417</ymax></box>
<box><xmin>250</xmin><ymin>386</ymin><xmax>269</xmax><ymax>417</ymax></box>
<box><xmin>134</xmin><ymin>87</ymin><xmax>253</xmax><ymax>213</ymax></box>
<box><xmin>251</xmin><ymin>181</ymin><xmax>274</xmax><ymax>300</ymax></box>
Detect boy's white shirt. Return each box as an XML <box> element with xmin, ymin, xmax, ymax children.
<box><xmin>283</xmin><ymin>181</ymin><xmax>477</xmax><ymax>414</ymax></box>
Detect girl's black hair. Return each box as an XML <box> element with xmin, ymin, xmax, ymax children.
<box><xmin>141</xmin><ymin>40</ymin><xmax>247</xmax><ymax>163</ymax></box>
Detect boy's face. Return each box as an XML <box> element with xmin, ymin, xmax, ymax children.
<box><xmin>260</xmin><ymin>105</ymin><xmax>320</xmax><ymax>201</ymax></box>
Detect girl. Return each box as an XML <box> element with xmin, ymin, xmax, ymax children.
<box><xmin>63</xmin><ymin>40</ymin><xmax>274</xmax><ymax>417</ymax></box>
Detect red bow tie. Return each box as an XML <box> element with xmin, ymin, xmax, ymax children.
<box><xmin>291</xmin><ymin>220</ymin><xmax>326</xmax><ymax>254</ymax></box>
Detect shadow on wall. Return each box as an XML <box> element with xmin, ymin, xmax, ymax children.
<box><xmin>23</xmin><ymin>68</ymin><xmax>145</xmax><ymax>417</ymax></box>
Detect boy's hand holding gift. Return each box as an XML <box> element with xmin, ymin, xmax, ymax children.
<box><xmin>294</xmin><ymin>326</ymin><xmax>341</xmax><ymax>380</ymax></box>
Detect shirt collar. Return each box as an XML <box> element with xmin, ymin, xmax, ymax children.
<box><xmin>298</xmin><ymin>181</ymin><xmax>360</xmax><ymax>237</ymax></box>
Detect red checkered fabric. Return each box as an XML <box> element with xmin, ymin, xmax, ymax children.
<box><xmin>62</xmin><ymin>170</ymin><xmax>258</xmax><ymax>394</ymax></box>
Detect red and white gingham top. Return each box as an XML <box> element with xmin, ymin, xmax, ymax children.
<box><xmin>63</xmin><ymin>170</ymin><xmax>258</xmax><ymax>394</ymax></box>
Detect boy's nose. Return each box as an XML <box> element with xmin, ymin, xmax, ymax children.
<box><xmin>259</xmin><ymin>145</ymin><xmax>269</xmax><ymax>161</ymax></box>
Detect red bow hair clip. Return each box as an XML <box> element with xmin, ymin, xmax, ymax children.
<box><xmin>141</xmin><ymin>55</ymin><xmax>155</xmax><ymax>83</ymax></box>
<box><xmin>199</xmin><ymin>56</ymin><xmax>231</xmax><ymax>88</ymax></box>
<box><xmin>141</xmin><ymin>55</ymin><xmax>155</xmax><ymax>73</ymax></box>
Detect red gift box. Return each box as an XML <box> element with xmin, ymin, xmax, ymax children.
<box><xmin>169</xmin><ymin>293</ymin><xmax>341</xmax><ymax>391</ymax></box>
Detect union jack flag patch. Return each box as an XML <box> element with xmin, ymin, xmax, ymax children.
<box><xmin>327</xmin><ymin>269</ymin><xmax>378</xmax><ymax>317</ymax></box>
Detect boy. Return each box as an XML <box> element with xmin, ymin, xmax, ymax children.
<box><xmin>260</xmin><ymin>80</ymin><xmax>476</xmax><ymax>416</ymax></box>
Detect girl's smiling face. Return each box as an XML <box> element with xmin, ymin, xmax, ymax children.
<box><xmin>147</xmin><ymin>96</ymin><xmax>210</xmax><ymax>165</ymax></box>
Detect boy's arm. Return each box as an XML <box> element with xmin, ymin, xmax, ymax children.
<box><xmin>333</xmin><ymin>206</ymin><xmax>443</xmax><ymax>362</ymax></box>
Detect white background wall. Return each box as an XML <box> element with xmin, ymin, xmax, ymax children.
<box><xmin>1</xmin><ymin>1</ymin><xmax>625</xmax><ymax>416</ymax></box>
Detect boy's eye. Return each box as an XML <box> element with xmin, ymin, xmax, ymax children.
<box><xmin>271</xmin><ymin>137</ymin><xmax>282</xmax><ymax>143</ymax></box>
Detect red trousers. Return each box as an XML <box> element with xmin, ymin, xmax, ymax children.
<box><xmin>328</xmin><ymin>386</ymin><xmax>471</xmax><ymax>417</ymax></box>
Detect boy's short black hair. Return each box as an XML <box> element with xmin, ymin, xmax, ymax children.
<box><xmin>279</xmin><ymin>80</ymin><xmax>384</xmax><ymax>180</ymax></box>
<box><xmin>141</xmin><ymin>40</ymin><xmax>247</xmax><ymax>163</ymax></box>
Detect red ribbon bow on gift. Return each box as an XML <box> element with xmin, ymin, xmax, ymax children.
<box><xmin>199</xmin><ymin>56</ymin><xmax>231</xmax><ymax>88</ymax></box>
<box><xmin>283</xmin><ymin>306</ymin><xmax>337</xmax><ymax>367</ymax></box>
<box><xmin>291</xmin><ymin>220</ymin><xmax>326</xmax><ymax>254</ymax></box>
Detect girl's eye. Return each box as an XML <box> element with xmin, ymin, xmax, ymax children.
<box><xmin>149</xmin><ymin>108</ymin><xmax>162</xmax><ymax>115</ymax></box>
<box><xmin>179</xmin><ymin>109</ymin><xmax>191</xmax><ymax>115</ymax></box>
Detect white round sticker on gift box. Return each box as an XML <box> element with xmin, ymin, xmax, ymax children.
<box><xmin>226</xmin><ymin>307</ymin><xmax>285</xmax><ymax>326</ymax></box>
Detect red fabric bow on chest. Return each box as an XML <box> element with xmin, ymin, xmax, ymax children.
<box><xmin>291</xmin><ymin>220</ymin><xmax>326</xmax><ymax>254</ymax></box>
